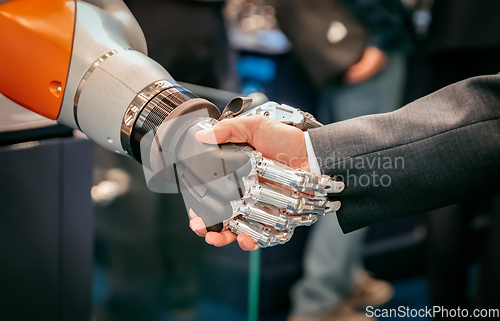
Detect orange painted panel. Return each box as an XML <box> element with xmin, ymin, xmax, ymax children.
<box><xmin>0</xmin><ymin>0</ymin><xmax>76</xmax><ymax>119</ymax></box>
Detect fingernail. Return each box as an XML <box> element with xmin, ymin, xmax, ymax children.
<box><xmin>190</xmin><ymin>217</ymin><xmax>205</xmax><ymax>232</ymax></box>
<box><xmin>195</xmin><ymin>129</ymin><xmax>217</xmax><ymax>144</ymax></box>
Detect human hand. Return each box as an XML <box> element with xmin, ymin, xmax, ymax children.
<box><xmin>143</xmin><ymin>99</ymin><xmax>343</xmax><ymax>251</ymax></box>
<box><xmin>173</xmin><ymin>102</ymin><xmax>343</xmax><ymax>251</ymax></box>
<box><xmin>193</xmin><ymin>116</ymin><xmax>310</xmax><ymax>251</ymax></box>
<box><xmin>344</xmin><ymin>46</ymin><xmax>387</xmax><ymax>85</ymax></box>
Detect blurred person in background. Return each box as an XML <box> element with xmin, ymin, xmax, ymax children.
<box><xmin>418</xmin><ymin>0</ymin><xmax>500</xmax><ymax>316</ymax></box>
<box><xmin>275</xmin><ymin>0</ymin><xmax>415</xmax><ymax>320</ymax></box>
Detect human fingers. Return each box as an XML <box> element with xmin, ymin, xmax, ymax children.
<box><xmin>205</xmin><ymin>230</ymin><xmax>238</xmax><ymax>247</ymax></box>
<box><xmin>188</xmin><ymin>209</ymin><xmax>208</xmax><ymax>237</ymax></box>
<box><xmin>237</xmin><ymin>234</ymin><xmax>259</xmax><ymax>251</ymax></box>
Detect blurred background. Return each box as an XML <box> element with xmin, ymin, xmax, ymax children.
<box><xmin>1</xmin><ymin>0</ymin><xmax>500</xmax><ymax>320</ymax></box>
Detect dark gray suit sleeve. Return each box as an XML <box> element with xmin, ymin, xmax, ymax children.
<box><xmin>308</xmin><ymin>74</ymin><xmax>500</xmax><ymax>233</ymax></box>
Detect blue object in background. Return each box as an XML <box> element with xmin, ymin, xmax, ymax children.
<box><xmin>93</xmin><ymin>264</ymin><xmax>110</xmax><ymax>308</ymax></box>
<box><xmin>237</xmin><ymin>56</ymin><xmax>276</xmax><ymax>83</ymax></box>
<box><xmin>241</xmin><ymin>80</ymin><xmax>263</xmax><ymax>96</ymax></box>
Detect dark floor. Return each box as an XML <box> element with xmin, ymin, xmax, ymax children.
<box><xmin>93</xmin><ymin>264</ymin><xmax>431</xmax><ymax>321</ymax></box>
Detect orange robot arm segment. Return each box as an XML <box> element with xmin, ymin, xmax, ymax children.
<box><xmin>0</xmin><ymin>0</ymin><xmax>75</xmax><ymax>119</ymax></box>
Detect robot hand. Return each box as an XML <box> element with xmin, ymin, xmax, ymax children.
<box><xmin>145</xmin><ymin>99</ymin><xmax>345</xmax><ymax>248</ymax></box>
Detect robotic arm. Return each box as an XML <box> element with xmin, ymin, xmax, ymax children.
<box><xmin>0</xmin><ymin>0</ymin><xmax>218</xmax><ymax>157</ymax></box>
<box><xmin>0</xmin><ymin>0</ymin><xmax>344</xmax><ymax>248</ymax></box>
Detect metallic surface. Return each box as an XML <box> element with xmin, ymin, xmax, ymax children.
<box><xmin>234</xmin><ymin>101</ymin><xmax>323</xmax><ymax>130</ymax></box>
<box><xmin>256</xmin><ymin>158</ymin><xmax>344</xmax><ymax>194</ymax></box>
<box><xmin>237</xmin><ymin>204</ymin><xmax>318</xmax><ymax>231</ymax></box>
<box><xmin>226</xmin><ymin>218</ymin><xmax>294</xmax><ymax>248</ymax></box>
<box><xmin>145</xmin><ymin>99</ymin><xmax>344</xmax><ymax>248</ymax></box>
<box><xmin>245</xmin><ymin>183</ymin><xmax>338</xmax><ymax>215</ymax></box>
<box><xmin>57</xmin><ymin>0</ymin><xmax>157</xmax><ymax>131</ymax></box>
<box><xmin>119</xmin><ymin>80</ymin><xmax>178</xmax><ymax>157</ymax></box>
<box><xmin>128</xmin><ymin>86</ymin><xmax>197</xmax><ymax>162</ymax></box>
<box><xmin>199</xmin><ymin>102</ymin><xmax>343</xmax><ymax>247</ymax></box>
<box><xmin>133</xmin><ymin>87</ymin><xmax>194</xmax><ymax>136</ymax></box>
<box><xmin>73</xmin><ymin>49</ymin><xmax>120</xmax><ymax>130</ymax></box>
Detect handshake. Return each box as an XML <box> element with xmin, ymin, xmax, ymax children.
<box><xmin>143</xmin><ymin>99</ymin><xmax>344</xmax><ymax>251</ymax></box>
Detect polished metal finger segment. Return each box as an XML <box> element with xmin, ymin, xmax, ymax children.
<box><xmin>282</xmin><ymin>211</ymin><xmax>319</xmax><ymax>229</ymax></box>
<box><xmin>256</xmin><ymin>158</ymin><xmax>345</xmax><ymax>194</ymax></box>
<box><xmin>235</xmin><ymin>102</ymin><xmax>322</xmax><ymax>130</ymax></box>
<box><xmin>237</xmin><ymin>102</ymin><xmax>303</xmax><ymax>125</ymax></box>
<box><xmin>299</xmin><ymin>111</ymin><xmax>323</xmax><ymax>129</ymax></box>
<box><xmin>236</xmin><ymin>204</ymin><xmax>318</xmax><ymax>231</ymax></box>
<box><xmin>244</xmin><ymin>182</ymin><xmax>341</xmax><ymax>215</ymax></box>
<box><xmin>226</xmin><ymin>217</ymin><xmax>294</xmax><ymax>248</ymax></box>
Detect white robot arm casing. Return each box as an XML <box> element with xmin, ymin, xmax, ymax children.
<box><xmin>59</xmin><ymin>1</ymin><xmax>176</xmax><ymax>154</ymax></box>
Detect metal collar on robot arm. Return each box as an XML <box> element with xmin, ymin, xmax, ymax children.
<box><xmin>63</xmin><ymin>0</ymin><xmax>220</xmax><ymax>159</ymax></box>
